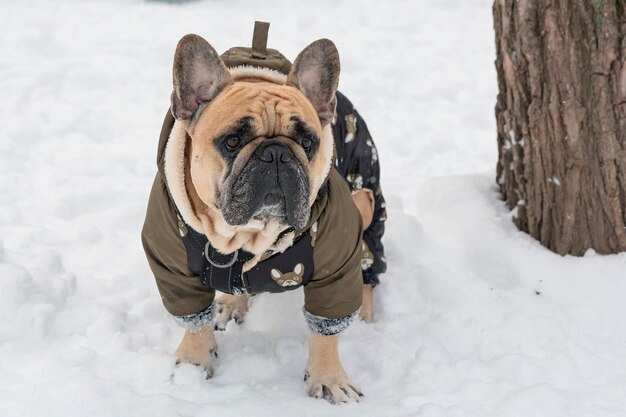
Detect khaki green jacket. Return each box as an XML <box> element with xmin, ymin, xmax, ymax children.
<box><xmin>141</xmin><ymin>111</ymin><xmax>363</xmax><ymax>321</ymax></box>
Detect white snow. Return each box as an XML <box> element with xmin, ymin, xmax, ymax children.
<box><xmin>2</xmin><ymin>1</ymin><xmax>626</xmax><ymax>416</ymax></box>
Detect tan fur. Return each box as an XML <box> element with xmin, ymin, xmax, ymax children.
<box><xmin>214</xmin><ymin>293</ymin><xmax>251</xmax><ymax>330</ymax></box>
<box><xmin>174</xmin><ymin>326</ymin><xmax>217</xmax><ymax>376</ymax></box>
<box><xmin>179</xmin><ymin>75</ymin><xmax>333</xmax><ymax>258</ymax></box>
<box><xmin>306</xmin><ymin>334</ymin><xmax>362</xmax><ymax>403</ymax></box>
<box><xmin>359</xmin><ymin>284</ymin><xmax>373</xmax><ymax>323</ymax></box>
<box><xmin>351</xmin><ymin>188</ymin><xmax>375</xmax><ymax>229</ymax></box>
<box><xmin>351</xmin><ymin>190</ymin><xmax>375</xmax><ymax>323</ymax></box>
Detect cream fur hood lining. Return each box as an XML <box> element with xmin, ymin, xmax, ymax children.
<box><xmin>163</xmin><ymin>65</ymin><xmax>335</xmax><ymax>233</ymax></box>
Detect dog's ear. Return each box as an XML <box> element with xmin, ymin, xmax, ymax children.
<box><xmin>171</xmin><ymin>34</ymin><xmax>233</xmax><ymax>122</ymax></box>
<box><xmin>287</xmin><ymin>39</ymin><xmax>340</xmax><ymax>126</ymax></box>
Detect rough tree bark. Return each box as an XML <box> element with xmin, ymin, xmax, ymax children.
<box><xmin>493</xmin><ymin>0</ymin><xmax>626</xmax><ymax>256</ymax></box>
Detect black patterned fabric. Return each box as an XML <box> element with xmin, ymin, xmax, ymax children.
<box><xmin>332</xmin><ymin>91</ymin><xmax>387</xmax><ymax>287</ymax></box>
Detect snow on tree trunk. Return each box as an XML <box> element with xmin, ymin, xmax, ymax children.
<box><xmin>493</xmin><ymin>0</ymin><xmax>626</xmax><ymax>256</ymax></box>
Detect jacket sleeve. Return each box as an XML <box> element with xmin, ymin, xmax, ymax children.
<box><xmin>303</xmin><ymin>169</ymin><xmax>363</xmax><ymax>335</ymax></box>
<box><xmin>332</xmin><ymin>91</ymin><xmax>387</xmax><ymax>286</ymax></box>
<box><xmin>141</xmin><ymin>173</ymin><xmax>216</xmax><ymax>330</ymax></box>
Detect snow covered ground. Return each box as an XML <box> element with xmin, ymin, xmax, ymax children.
<box><xmin>2</xmin><ymin>0</ymin><xmax>626</xmax><ymax>416</ymax></box>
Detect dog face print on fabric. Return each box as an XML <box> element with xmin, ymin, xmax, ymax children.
<box><xmin>270</xmin><ymin>263</ymin><xmax>305</xmax><ymax>286</ymax></box>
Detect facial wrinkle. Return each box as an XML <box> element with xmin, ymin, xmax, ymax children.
<box><xmin>264</xmin><ymin>98</ymin><xmax>278</xmax><ymax>138</ymax></box>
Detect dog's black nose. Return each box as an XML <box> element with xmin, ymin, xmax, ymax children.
<box><xmin>256</xmin><ymin>142</ymin><xmax>293</xmax><ymax>163</ymax></box>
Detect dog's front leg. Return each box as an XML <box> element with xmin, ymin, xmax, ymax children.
<box><xmin>174</xmin><ymin>326</ymin><xmax>217</xmax><ymax>377</ymax></box>
<box><xmin>305</xmin><ymin>333</ymin><xmax>362</xmax><ymax>403</ymax></box>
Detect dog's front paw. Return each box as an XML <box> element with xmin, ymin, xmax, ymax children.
<box><xmin>305</xmin><ymin>333</ymin><xmax>363</xmax><ymax>404</ymax></box>
<box><xmin>174</xmin><ymin>326</ymin><xmax>217</xmax><ymax>378</ymax></box>
<box><xmin>305</xmin><ymin>368</ymin><xmax>363</xmax><ymax>404</ymax></box>
<box><xmin>213</xmin><ymin>293</ymin><xmax>250</xmax><ymax>331</ymax></box>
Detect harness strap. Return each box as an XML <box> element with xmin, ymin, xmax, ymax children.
<box><xmin>202</xmin><ymin>241</ymin><xmax>255</xmax><ymax>295</ymax></box>
<box><xmin>180</xmin><ymin>220</ymin><xmax>315</xmax><ymax>296</ymax></box>
<box><xmin>178</xmin><ymin>221</ymin><xmax>255</xmax><ymax>295</ymax></box>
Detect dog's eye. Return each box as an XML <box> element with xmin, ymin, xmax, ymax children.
<box><xmin>301</xmin><ymin>136</ymin><xmax>313</xmax><ymax>151</ymax></box>
<box><xmin>225</xmin><ymin>136</ymin><xmax>241</xmax><ymax>151</ymax></box>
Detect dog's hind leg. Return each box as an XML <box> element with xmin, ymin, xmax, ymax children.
<box><xmin>359</xmin><ymin>284</ymin><xmax>373</xmax><ymax>323</ymax></box>
<box><xmin>213</xmin><ymin>293</ymin><xmax>250</xmax><ymax>330</ymax></box>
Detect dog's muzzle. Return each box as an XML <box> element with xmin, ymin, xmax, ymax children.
<box><xmin>220</xmin><ymin>140</ymin><xmax>310</xmax><ymax>229</ymax></box>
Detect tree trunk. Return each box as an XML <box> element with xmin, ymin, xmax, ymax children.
<box><xmin>493</xmin><ymin>0</ymin><xmax>626</xmax><ymax>256</ymax></box>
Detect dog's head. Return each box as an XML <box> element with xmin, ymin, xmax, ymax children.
<box><xmin>170</xmin><ymin>34</ymin><xmax>339</xmax><ymax>231</ymax></box>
